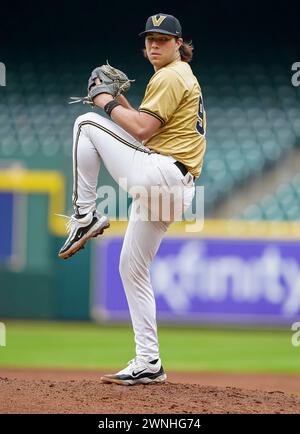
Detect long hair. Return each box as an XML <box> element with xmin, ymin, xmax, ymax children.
<box><xmin>143</xmin><ymin>39</ymin><xmax>194</xmax><ymax>63</ymax></box>
<box><xmin>179</xmin><ymin>41</ymin><xmax>193</xmax><ymax>63</ymax></box>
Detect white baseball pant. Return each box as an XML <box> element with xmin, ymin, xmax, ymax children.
<box><xmin>72</xmin><ymin>112</ymin><xmax>195</xmax><ymax>361</ymax></box>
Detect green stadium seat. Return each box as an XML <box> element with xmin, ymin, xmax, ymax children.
<box><xmin>1</xmin><ymin>137</ymin><xmax>18</xmax><ymax>156</ymax></box>
<box><xmin>240</xmin><ymin>172</ymin><xmax>300</xmax><ymax>221</ymax></box>
<box><xmin>242</xmin><ymin>204</ymin><xmax>263</xmax><ymax>220</ymax></box>
<box><xmin>1</xmin><ymin>60</ymin><xmax>299</xmax><ymax>215</ymax></box>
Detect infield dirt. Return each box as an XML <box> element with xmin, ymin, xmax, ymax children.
<box><xmin>1</xmin><ymin>369</ymin><xmax>300</xmax><ymax>413</ymax></box>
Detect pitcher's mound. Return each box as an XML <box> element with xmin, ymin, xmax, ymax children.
<box><xmin>1</xmin><ymin>377</ymin><xmax>299</xmax><ymax>414</ymax></box>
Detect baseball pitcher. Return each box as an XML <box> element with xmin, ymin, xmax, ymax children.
<box><xmin>58</xmin><ymin>13</ymin><xmax>206</xmax><ymax>385</ymax></box>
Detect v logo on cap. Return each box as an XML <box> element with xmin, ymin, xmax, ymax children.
<box><xmin>151</xmin><ymin>15</ymin><xmax>167</xmax><ymax>27</ymax></box>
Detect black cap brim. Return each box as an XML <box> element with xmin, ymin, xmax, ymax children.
<box><xmin>139</xmin><ymin>29</ymin><xmax>181</xmax><ymax>37</ymax></box>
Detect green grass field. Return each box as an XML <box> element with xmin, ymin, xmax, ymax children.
<box><xmin>0</xmin><ymin>321</ymin><xmax>299</xmax><ymax>373</ymax></box>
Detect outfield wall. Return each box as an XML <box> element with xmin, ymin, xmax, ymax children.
<box><xmin>93</xmin><ymin>239</ymin><xmax>300</xmax><ymax>324</ymax></box>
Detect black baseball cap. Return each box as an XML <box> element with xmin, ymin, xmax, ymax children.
<box><xmin>139</xmin><ymin>13</ymin><xmax>182</xmax><ymax>38</ymax></box>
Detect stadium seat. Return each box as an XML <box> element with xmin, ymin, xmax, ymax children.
<box><xmin>1</xmin><ymin>60</ymin><xmax>299</xmax><ymax>213</ymax></box>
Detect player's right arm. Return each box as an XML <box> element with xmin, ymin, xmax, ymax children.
<box><xmin>94</xmin><ymin>67</ymin><xmax>185</xmax><ymax>142</ymax></box>
<box><xmin>94</xmin><ymin>90</ymin><xmax>161</xmax><ymax>141</ymax></box>
<box><xmin>93</xmin><ymin>79</ymin><xmax>161</xmax><ymax>141</ymax></box>
<box><xmin>111</xmin><ymin>106</ymin><xmax>161</xmax><ymax>141</ymax></box>
<box><xmin>116</xmin><ymin>94</ymin><xmax>135</xmax><ymax>110</ymax></box>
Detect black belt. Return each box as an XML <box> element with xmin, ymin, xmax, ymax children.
<box><xmin>174</xmin><ymin>160</ymin><xmax>189</xmax><ymax>176</ymax></box>
<box><xmin>174</xmin><ymin>161</ymin><xmax>195</xmax><ymax>181</ymax></box>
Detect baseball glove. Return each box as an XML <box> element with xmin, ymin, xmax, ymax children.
<box><xmin>69</xmin><ymin>61</ymin><xmax>134</xmax><ymax>106</ymax></box>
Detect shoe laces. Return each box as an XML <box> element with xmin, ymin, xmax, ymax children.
<box><xmin>127</xmin><ymin>357</ymin><xmax>137</xmax><ymax>367</ymax></box>
<box><xmin>54</xmin><ymin>213</ymin><xmax>79</xmax><ymax>233</ymax></box>
<box><xmin>127</xmin><ymin>357</ymin><xmax>149</xmax><ymax>371</ymax></box>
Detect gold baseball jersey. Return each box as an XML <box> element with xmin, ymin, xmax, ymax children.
<box><xmin>139</xmin><ymin>60</ymin><xmax>206</xmax><ymax>178</ymax></box>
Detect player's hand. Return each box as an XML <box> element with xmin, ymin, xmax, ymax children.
<box><xmin>92</xmin><ymin>78</ymin><xmax>113</xmax><ymax>108</ymax></box>
<box><xmin>69</xmin><ymin>62</ymin><xmax>134</xmax><ymax>107</ymax></box>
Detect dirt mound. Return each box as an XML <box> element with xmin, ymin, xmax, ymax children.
<box><xmin>1</xmin><ymin>377</ymin><xmax>299</xmax><ymax>414</ymax></box>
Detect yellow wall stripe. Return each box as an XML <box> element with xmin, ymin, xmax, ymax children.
<box><xmin>0</xmin><ymin>169</ymin><xmax>65</xmax><ymax>236</ymax></box>
<box><xmin>103</xmin><ymin>219</ymin><xmax>300</xmax><ymax>240</ymax></box>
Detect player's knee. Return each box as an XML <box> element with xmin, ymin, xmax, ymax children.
<box><xmin>119</xmin><ymin>250</ymin><xmax>130</xmax><ymax>279</ymax></box>
<box><xmin>119</xmin><ymin>250</ymin><xmax>149</xmax><ymax>283</ymax></box>
<box><xmin>74</xmin><ymin>112</ymin><xmax>95</xmax><ymax>127</ymax></box>
<box><xmin>119</xmin><ymin>251</ymin><xmax>141</xmax><ymax>280</ymax></box>
<box><xmin>74</xmin><ymin>112</ymin><xmax>105</xmax><ymax>130</ymax></box>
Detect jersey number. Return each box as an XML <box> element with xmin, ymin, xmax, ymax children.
<box><xmin>196</xmin><ymin>96</ymin><xmax>204</xmax><ymax>136</ymax></box>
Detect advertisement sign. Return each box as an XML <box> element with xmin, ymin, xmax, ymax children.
<box><xmin>92</xmin><ymin>237</ymin><xmax>300</xmax><ymax>324</ymax></box>
<box><xmin>0</xmin><ymin>192</ymin><xmax>25</xmax><ymax>268</ymax></box>
<box><xmin>0</xmin><ymin>192</ymin><xmax>14</xmax><ymax>263</ymax></box>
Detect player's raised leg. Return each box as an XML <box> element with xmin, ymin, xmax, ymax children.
<box><xmin>58</xmin><ymin>111</ymin><xmax>153</xmax><ymax>259</ymax></box>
